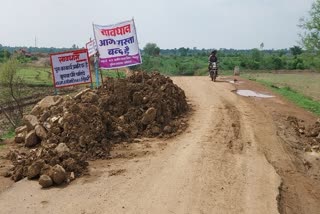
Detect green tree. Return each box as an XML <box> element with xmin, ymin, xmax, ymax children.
<box><xmin>299</xmin><ymin>0</ymin><xmax>320</xmax><ymax>52</ymax></box>
<box><xmin>178</xmin><ymin>47</ymin><xmax>189</xmax><ymax>56</ymax></box>
<box><xmin>290</xmin><ymin>46</ymin><xmax>303</xmax><ymax>57</ymax></box>
<box><xmin>0</xmin><ymin>58</ymin><xmax>24</xmax><ymax>127</ymax></box>
<box><xmin>271</xmin><ymin>56</ymin><xmax>283</xmax><ymax>70</ymax></box>
<box><xmin>71</xmin><ymin>44</ymin><xmax>79</xmax><ymax>49</ymax></box>
<box><xmin>143</xmin><ymin>43</ymin><xmax>160</xmax><ymax>56</ymax></box>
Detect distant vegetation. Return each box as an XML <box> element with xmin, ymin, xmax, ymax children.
<box><xmin>128</xmin><ymin>44</ymin><xmax>320</xmax><ymax>76</ymax></box>
<box><xmin>1</xmin><ymin>43</ymin><xmax>320</xmax><ymax>77</ymax></box>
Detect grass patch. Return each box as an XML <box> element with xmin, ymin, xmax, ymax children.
<box><xmin>17</xmin><ymin>67</ymin><xmax>53</xmax><ymax>85</ymax></box>
<box><xmin>0</xmin><ymin>129</ymin><xmax>15</xmax><ymax>140</ymax></box>
<box><xmin>242</xmin><ymin>72</ymin><xmax>320</xmax><ymax>101</ymax></box>
<box><xmin>101</xmin><ymin>69</ymin><xmax>126</xmax><ymax>78</ymax></box>
<box><xmin>256</xmin><ymin>79</ymin><xmax>320</xmax><ymax>115</ymax></box>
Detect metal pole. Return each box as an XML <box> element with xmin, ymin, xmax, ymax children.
<box><xmin>94</xmin><ymin>55</ymin><xmax>100</xmax><ymax>87</ymax></box>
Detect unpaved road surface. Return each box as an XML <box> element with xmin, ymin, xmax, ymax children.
<box><xmin>1</xmin><ymin>76</ymin><xmax>320</xmax><ymax>214</ymax></box>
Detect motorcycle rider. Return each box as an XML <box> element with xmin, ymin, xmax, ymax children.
<box><xmin>208</xmin><ymin>50</ymin><xmax>218</xmax><ymax>75</ymax></box>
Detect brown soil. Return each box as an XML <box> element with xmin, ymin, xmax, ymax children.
<box><xmin>3</xmin><ymin>72</ymin><xmax>189</xmax><ymax>187</ymax></box>
<box><xmin>0</xmin><ymin>76</ymin><xmax>319</xmax><ymax>214</ymax></box>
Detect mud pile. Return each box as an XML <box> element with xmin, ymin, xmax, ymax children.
<box><xmin>287</xmin><ymin>116</ymin><xmax>320</xmax><ymax>151</ymax></box>
<box><xmin>6</xmin><ymin>72</ymin><xmax>189</xmax><ymax>187</ymax></box>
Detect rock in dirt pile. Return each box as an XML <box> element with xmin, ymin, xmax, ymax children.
<box><xmin>287</xmin><ymin>116</ymin><xmax>320</xmax><ymax>152</ymax></box>
<box><xmin>5</xmin><ymin>72</ymin><xmax>189</xmax><ymax>188</ymax></box>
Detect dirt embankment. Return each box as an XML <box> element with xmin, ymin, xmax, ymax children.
<box><xmin>2</xmin><ymin>72</ymin><xmax>189</xmax><ymax>188</ymax></box>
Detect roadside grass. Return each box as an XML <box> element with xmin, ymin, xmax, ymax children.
<box><xmin>0</xmin><ymin>129</ymin><xmax>15</xmax><ymax>140</ymax></box>
<box><xmin>17</xmin><ymin>67</ymin><xmax>53</xmax><ymax>86</ymax></box>
<box><xmin>242</xmin><ymin>72</ymin><xmax>320</xmax><ymax>102</ymax></box>
<box><xmin>101</xmin><ymin>69</ymin><xmax>126</xmax><ymax>78</ymax></box>
<box><xmin>16</xmin><ymin>66</ymin><xmax>127</xmax><ymax>87</ymax></box>
<box><xmin>254</xmin><ymin>79</ymin><xmax>320</xmax><ymax>115</ymax></box>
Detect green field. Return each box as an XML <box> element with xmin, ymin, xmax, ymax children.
<box><xmin>243</xmin><ymin>72</ymin><xmax>320</xmax><ymax>101</ymax></box>
<box><xmin>17</xmin><ymin>67</ymin><xmax>53</xmax><ymax>86</ymax></box>
<box><xmin>242</xmin><ymin>72</ymin><xmax>320</xmax><ymax>115</ymax></box>
<box><xmin>0</xmin><ymin>129</ymin><xmax>15</xmax><ymax>140</ymax></box>
<box><xmin>15</xmin><ymin>66</ymin><xmax>127</xmax><ymax>86</ymax></box>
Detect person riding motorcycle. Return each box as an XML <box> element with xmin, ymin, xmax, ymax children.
<box><xmin>208</xmin><ymin>50</ymin><xmax>218</xmax><ymax>76</ymax></box>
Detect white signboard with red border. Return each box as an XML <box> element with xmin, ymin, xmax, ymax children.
<box><xmin>50</xmin><ymin>49</ymin><xmax>92</xmax><ymax>88</ymax></box>
<box><xmin>93</xmin><ymin>19</ymin><xmax>142</xmax><ymax>69</ymax></box>
<box><xmin>86</xmin><ymin>40</ymin><xmax>97</xmax><ymax>57</ymax></box>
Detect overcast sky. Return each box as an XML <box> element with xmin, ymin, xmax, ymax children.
<box><xmin>0</xmin><ymin>0</ymin><xmax>314</xmax><ymax>49</ymax></box>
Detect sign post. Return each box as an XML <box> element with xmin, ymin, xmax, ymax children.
<box><xmin>94</xmin><ymin>54</ymin><xmax>100</xmax><ymax>87</ymax></box>
<box><xmin>93</xmin><ymin>19</ymin><xmax>142</xmax><ymax>70</ymax></box>
<box><xmin>50</xmin><ymin>49</ymin><xmax>92</xmax><ymax>89</ymax></box>
<box><xmin>86</xmin><ymin>40</ymin><xmax>99</xmax><ymax>87</ymax></box>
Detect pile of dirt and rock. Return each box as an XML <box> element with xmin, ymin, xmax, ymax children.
<box><xmin>5</xmin><ymin>72</ymin><xmax>189</xmax><ymax>188</ymax></box>
<box><xmin>287</xmin><ymin>116</ymin><xmax>320</xmax><ymax>152</ymax></box>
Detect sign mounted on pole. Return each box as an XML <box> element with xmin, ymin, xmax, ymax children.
<box><xmin>50</xmin><ymin>49</ymin><xmax>92</xmax><ymax>88</ymax></box>
<box><xmin>93</xmin><ymin>19</ymin><xmax>142</xmax><ymax>69</ymax></box>
<box><xmin>86</xmin><ymin>39</ymin><xmax>98</xmax><ymax>57</ymax></box>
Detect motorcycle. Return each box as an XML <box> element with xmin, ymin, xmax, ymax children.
<box><xmin>209</xmin><ymin>62</ymin><xmax>218</xmax><ymax>82</ymax></box>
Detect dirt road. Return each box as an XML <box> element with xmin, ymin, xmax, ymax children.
<box><xmin>1</xmin><ymin>76</ymin><xmax>319</xmax><ymax>214</ymax></box>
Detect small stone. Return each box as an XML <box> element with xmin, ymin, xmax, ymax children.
<box><xmin>35</xmin><ymin>125</ymin><xmax>47</xmax><ymax>140</ymax></box>
<box><xmin>50</xmin><ymin>116</ymin><xmax>60</xmax><ymax>123</ymax></box>
<box><xmin>27</xmin><ymin>160</ymin><xmax>45</xmax><ymax>179</ymax></box>
<box><xmin>55</xmin><ymin>143</ymin><xmax>70</xmax><ymax>154</ymax></box>
<box><xmin>298</xmin><ymin>129</ymin><xmax>305</xmax><ymax>134</ymax></box>
<box><xmin>81</xmin><ymin>92</ymin><xmax>99</xmax><ymax>103</ymax></box>
<box><xmin>119</xmin><ymin>116</ymin><xmax>125</xmax><ymax>122</ymax></box>
<box><xmin>151</xmin><ymin>126</ymin><xmax>161</xmax><ymax>135</ymax></box>
<box><xmin>39</xmin><ymin>175</ymin><xmax>53</xmax><ymax>188</ymax></box>
<box><xmin>23</xmin><ymin>115</ymin><xmax>39</xmax><ymax>131</ymax></box>
<box><xmin>40</xmin><ymin>111</ymin><xmax>51</xmax><ymax>122</ymax></box>
<box><xmin>58</xmin><ymin>117</ymin><xmax>64</xmax><ymax>125</ymax></box>
<box><xmin>308</xmin><ymin>131</ymin><xmax>319</xmax><ymax>138</ymax></box>
<box><xmin>12</xmin><ymin>166</ymin><xmax>24</xmax><ymax>182</ymax></box>
<box><xmin>25</xmin><ymin>130</ymin><xmax>41</xmax><ymax>148</ymax></box>
<box><xmin>70</xmin><ymin>172</ymin><xmax>75</xmax><ymax>181</ymax></box>
<box><xmin>141</xmin><ymin>107</ymin><xmax>157</xmax><ymax>125</ymax></box>
<box><xmin>15</xmin><ymin>132</ymin><xmax>26</xmax><ymax>144</ymax></box>
<box><xmin>30</xmin><ymin>96</ymin><xmax>63</xmax><ymax>116</ymax></box>
<box><xmin>40</xmin><ymin>164</ymin><xmax>53</xmax><ymax>176</ymax></box>
<box><xmin>163</xmin><ymin>125</ymin><xmax>172</xmax><ymax>134</ymax></box>
<box><xmin>74</xmin><ymin>88</ymin><xmax>91</xmax><ymax>99</ymax></box>
<box><xmin>15</xmin><ymin>126</ymin><xmax>27</xmax><ymax>134</ymax></box>
<box><xmin>43</xmin><ymin>122</ymin><xmax>51</xmax><ymax>131</ymax></box>
<box><xmin>52</xmin><ymin>164</ymin><xmax>67</xmax><ymax>185</ymax></box>
<box><xmin>312</xmin><ymin>145</ymin><xmax>320</xmax><ymax>152</ymax></box>
<box><xmin>51</xmin><ymin>126</ymin><xmax>61</xmax><ymax>135</ymax></box>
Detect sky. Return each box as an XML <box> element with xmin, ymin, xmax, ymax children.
<box><xmin>0</xmin><ymin>0</ymin><xmax>314</xmax><ymax>49</ymax></box>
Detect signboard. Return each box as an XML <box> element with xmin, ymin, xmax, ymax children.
<box><xmin>50</xmin><ymin>49</ymin><xmax>92</xmax><ymax>88</ymax></box>
<box><xmin>93</xmin><ymin>19</ymin><xmax>142</xmax><ymax>69</ymax></box>
<box><xmin>86</xmin><ymin>39</ymin><xmax>97</xmax><ymax>57</ymax></box>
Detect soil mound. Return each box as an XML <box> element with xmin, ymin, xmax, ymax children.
<box><xmin>287</xmin><ymin>116</ymin><xmax>320</xmax><ymax>151</ymax></box>
<box><xmin>6</xmin><ymin>72</ymin><xmax>189</xmax><ymax>187</ymax></box>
